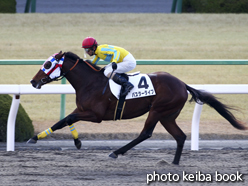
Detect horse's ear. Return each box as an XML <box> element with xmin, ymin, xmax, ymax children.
<box><xmin>55</xmin><ymin>51</ymin><xmax>64</xmax><ymax>60</ymax></box>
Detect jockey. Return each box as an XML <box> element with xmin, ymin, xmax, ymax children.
<box><xmin>82</xmin><ymin>36</ymin><xmax>136</xmax><ymax>96</ymax></box>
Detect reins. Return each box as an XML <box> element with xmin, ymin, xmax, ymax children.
<box><xmin>52</xmin><ymin>58</ymin><xmax>100</xmax><ymax>82</ymax></box>
<box><xmin>84</xmin><ymin>60</ymin><xmax>101</xmax><ymax>72</ymax></box>
<box><xmin>70</xmin><ymin>59</ymin><xmax>79</xmax><ymax>71</ymax></box>
<box><xmin>51</xmin><ymin>58</ymin><xmax>79</xmax><ymax>82</ymax></box>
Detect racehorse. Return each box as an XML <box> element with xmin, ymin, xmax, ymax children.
<box><xmin>28</xmin><ymin>51</ymin><xmax>247</xmax><ymax>165</ymax></box>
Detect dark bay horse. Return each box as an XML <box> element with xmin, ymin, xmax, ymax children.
<box><xmin>28</xmin><ymin>51</ymin><xmax>247</xmax><ymax>165</ymax></box>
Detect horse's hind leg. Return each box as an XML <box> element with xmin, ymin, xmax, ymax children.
<box><xmin>160</xmin><ymin>118</ymin><xmax>186</xmax><ymax>165</ymax></box>
<box><xmin>109</xmin><ymin>111</ymin><xmax>159</xmax><ymax>158</ymax></box>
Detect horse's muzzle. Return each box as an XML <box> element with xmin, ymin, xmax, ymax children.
<box><xmin>30</xmin><ymin>79</ymin><xmax>42</xmax><ymax>89</ymax></box>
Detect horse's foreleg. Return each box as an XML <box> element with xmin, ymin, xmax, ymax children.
<box><xmin>64</xmin><ymin>110</ymin><xmax>102</xmax><ymax>149</ymax></box>
<box><xmin>27</xmin><ymin>115</ymin><xmax>82</xmax><ymax>149</ymax></box>
<box><xmin>160</xmin><ymin>118</ymin><xmax>186</xmax><ymax>165</ymax></box>
<box><xmin>27</xmin><ymin>109</ymin><xmax>101</xmax><ymax>149</ymax></box>
<box><xmin>65</xmin><ymin>110</ymin><xmax>104</xmax><ymax>149</ymax></box>
<box><xmin>65</xmin><ymin>114</ymin><xmax>81</xmax><ymax>149</ymax></box>
<box><xmin>27</xmin><ymin>117</ymin><xmax>68</xmax><ymax>144</ymax></box>
<box><xmin>109</xmin><ymin>111</ymin><xmax>159</xmax><ymax>158</ymax></box>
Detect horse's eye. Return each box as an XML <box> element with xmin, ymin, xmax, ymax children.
<box><xmin>44</xmin><ymin>61</ymin><xmax>52</xmax><ymax>69</ymax></box>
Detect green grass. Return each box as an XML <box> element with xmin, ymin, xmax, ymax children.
<box><xmin>0</xmin><ymin>13</ymin><xmax>247</xmax><ymax>125</ymax></box>
<box><xmin>1</xmin><ymin>14</ymin><xmax>248</xmax><ymax>59</ymax></box>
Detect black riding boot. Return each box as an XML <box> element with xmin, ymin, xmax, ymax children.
<box><xmin>112</xmin><ymin>73</ymin><xmax>134</xmax><ymax>96</ymax></box>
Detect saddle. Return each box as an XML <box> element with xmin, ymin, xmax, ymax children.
<box><xmin>111</xmin><ymin>72</ymin><xmax>156</xmax><ymax>120</ymax></box>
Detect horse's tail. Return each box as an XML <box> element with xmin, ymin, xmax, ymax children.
<box><xmin>185</xmin><ymin>84</ymin><xmax>247</xmax><ymax>130</ymax></box>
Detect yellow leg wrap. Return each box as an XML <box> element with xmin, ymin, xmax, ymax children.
<box><xmin>37</xmin><ymin>128</ymin><xmax>53</xmax><ymax>140</ymax></box>
<box><xmin>69</xmin><ymin>124</ymin><xmax>78</xmax><ymax>139</ymax></box>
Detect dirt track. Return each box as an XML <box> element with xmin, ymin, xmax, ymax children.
<box><xmin>3</xmin><ymin>106</ymin><xmax>246</xmax><ymax>186</ymax></box>
<box><xmin>4</xmin><ymin>114</ymin><xmax>245</xmax><ymax>185</ymax></box>
<box><xmin>0</xmin><ymin>149</ymin><xmax>247</xmax><ymax>186</ymax></box>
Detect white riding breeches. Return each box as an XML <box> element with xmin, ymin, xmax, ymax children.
<box><xmin>103</xmin><ymin>53</ymin><xmax>136</xmax><ymax>77</ymax></box>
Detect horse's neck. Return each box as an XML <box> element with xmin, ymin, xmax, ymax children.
<box><xmin>63</xmin><ymin>61</ymin><xmax>96</xmax><ymax>91</ymax></box>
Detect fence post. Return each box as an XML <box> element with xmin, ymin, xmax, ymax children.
<box><xmin>7</xmin><ymin>95</ymin><xmax>20</xmax><ymax>151</ymax></box>
<box><xmin>24</xmin><ymin>0</ymin><xmax>36</xmax><ymax>13</ymax></box>
<box><xmin>24</xmin><ymin>0</ymin><xmax>31</xmax><ymax>13</ymax></box>
<box><xmin>60</xmin><ymin>78</ymin><xmax>66</xmax><ymax>120</ymax></box>
<box><xmin>171</xmin><ymin>0</ymin><xmax>177</xmax><ymax>13</ymax></box>
<box><xmin>31</xmin><ymin>0</ymin><xmax>36</xmax><ymax>13</ymax></box>
<box><xmin>177</xmin><ymin>0</ymin><xmax>183</xmax><ymax>13</ymax></box>
<box><xmin>191</xmin><ymin>102</ymin><xmax>203</xmax><ymax>151</ymax></box>
<box><xmin>171</xmin><ymin>0</ymin><xmax>183</xmax><ymax>13</ymax></box>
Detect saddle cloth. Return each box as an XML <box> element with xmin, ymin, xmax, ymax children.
<box><xmin>109</xmin><ymin>73</ymin><xmax>156</xmax><ymax>100</ymax></box>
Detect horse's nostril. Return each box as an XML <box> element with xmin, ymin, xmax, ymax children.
<box><xmin>30</xmin><ymin>79</ymin><xmax>36</xmax><ymax>87</ymax></box>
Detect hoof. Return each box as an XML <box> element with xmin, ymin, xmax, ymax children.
<box><xmin>27</xmin><ymin>138</ymin><xmax>37</xmax><ymax>144</ymax></box>
<box><xmin>74</xmin><ymin>138</ymin><xmax>81</xmax><ymax>149</ymax></box>
<box><xmin>172</xmin><ymin>161</ymin><xmax>179</xmax><ymax>165</ymax></box>
<box><xmin>109</xmin><ymin>152</ymin><xmax>118</xmax><ymax>159</ymax></box>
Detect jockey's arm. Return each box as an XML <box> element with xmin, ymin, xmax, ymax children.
<box><xmin>110</xmin><ymin>49</ymin><xmax>120</xmax><ymax>63</ymax></box>
<box><xmin>91</xmin><ymin>55</ymin><xmax>100</xmax><ymax>65</ymax></box>
<box><xmin>100</xmin><ymin>45</ymin><xmax>121</xmax><ymax>63</ymax></box>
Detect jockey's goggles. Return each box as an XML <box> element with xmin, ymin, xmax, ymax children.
<box><xmin>84</xmin><ymin>48</ymin><xmax>91</xmax><ymax>53</ymax></box>
<box><xmin>84</xmin><ymin>48</ymin><xmax>93</xmax><ymax>58</ymax></box>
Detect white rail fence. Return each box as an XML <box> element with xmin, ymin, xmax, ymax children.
<box><xmin>0</xmin><ymin>84</ymin><xmax>248</xmax><ymax>151</ymax></box>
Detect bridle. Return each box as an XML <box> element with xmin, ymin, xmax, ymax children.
<box><xmin>41</xmin><ymin>55</ymin><xmax>80</xmax><ymax>84</ymax></box>
<box><xmin>52</xmin><ymin>58</ymin><xmax>80</xmax><ymax>81</ymax></box>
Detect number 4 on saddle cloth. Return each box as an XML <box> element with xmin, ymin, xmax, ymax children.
<box><xmin>109</xmin><ymin>72</ymin><xmax>156</xmax><ymax>120</ymax></box>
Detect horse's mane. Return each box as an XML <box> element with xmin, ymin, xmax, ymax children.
<box><xmin>64</xmin><ymin>51</ymin><xmax>102</xmax><ymax>71</ymax></box>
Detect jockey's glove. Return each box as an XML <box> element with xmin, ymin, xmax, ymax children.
<box><xmin>112</xmin><ymin>62</ymin><xmax>117</xmax><ymax>70</ymax></box>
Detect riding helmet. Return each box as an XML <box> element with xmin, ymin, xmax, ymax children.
<box><xmin>82</xmin><ymin>37</ymin><xmax>98</xmax><ymax>48</ymax></box>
